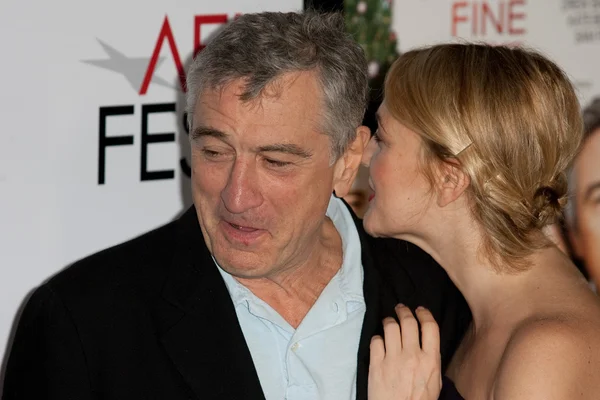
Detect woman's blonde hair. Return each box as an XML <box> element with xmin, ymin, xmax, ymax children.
<box><xmin>384</xmin><ymin>43</ymin><xmax>583</xmax><ymax>272</ymax></box>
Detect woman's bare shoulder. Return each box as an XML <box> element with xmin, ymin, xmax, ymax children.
<box><xmin>492</xmin><ymin>313</ymin><xmax>600</xmax><ymax>400</ymax></box>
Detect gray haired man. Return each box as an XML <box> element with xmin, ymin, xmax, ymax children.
<box><xmin>3</xmin><ymin>11</ymin><xmax>469</xmax><ymax>400</ymax></box>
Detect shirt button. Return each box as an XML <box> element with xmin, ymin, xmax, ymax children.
<box><xmin>291</xmin><ymin>342</ymin><xmax>300</xmax><ymax>352</ymax></box>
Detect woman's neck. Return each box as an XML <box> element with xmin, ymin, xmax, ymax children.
<box><xmin>396</xmin><ymin>210</ymin><xmax>559</xmax><ymax>331</ymax></box>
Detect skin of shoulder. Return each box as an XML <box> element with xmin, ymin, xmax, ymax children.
<box><xmin>492</xmin><ymin>316</ymin><xmax>600</xmax><ymax>400</ymax></box>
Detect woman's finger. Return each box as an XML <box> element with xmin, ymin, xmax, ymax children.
<box><xmin>370</xmin><ymin>335</ymin><xmax>386</xmax><ymax>364</ymax></box>
<box><xmin>382</xmin><ymin>317</ymin><xmax>401</xmax><ymax>355</ymax></box>
<box><xmin>396</xmin><ymin>304</ymin><xmax>420</xmax><ymax>350</ymax></box>
<box><xmin>415</xmin><ymin>306</ymin><xmax>440</xmax><ymax>355</ymax></box>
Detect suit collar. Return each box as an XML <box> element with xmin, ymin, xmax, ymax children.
<box><xmin>157</xmin><ymin>203</ymin><xmax>419</xmax><ymax>400</ymax></box>
<box><xmin>158</xmin><ymin>206</ymin><xmax>266</xmax><ymax>400</ymax></box>
<box><xmin>347</xmin><ymin>200</ymin><xmax>416</xmax><ymax>400</ymax></box>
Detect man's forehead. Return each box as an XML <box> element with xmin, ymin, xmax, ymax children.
<box><xmin>199</xmin><ymin>71</ymin><xmax>323</xmax><ymax>103</ymax></box>
<box><xmin>194</xmin><ymin>74</ymin><xmax>326</xmax><ymax>135</ymax></box>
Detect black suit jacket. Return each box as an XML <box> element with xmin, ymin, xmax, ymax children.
<box><xmin>3</xmin><ymin>205</ymin><xmax>470</xmax><ymax>399</ymax></box>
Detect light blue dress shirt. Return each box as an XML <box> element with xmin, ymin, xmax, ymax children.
<box><xmin>216</xmin><ymin>196</ymin><xmax>366</xmax><ymax>400</ymax></box>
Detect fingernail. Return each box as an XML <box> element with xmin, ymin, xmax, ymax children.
<box><xmin>416</xmin><ymin>306</ymin><xmax>424</xmax><ymax>311</ymax></box>
<box><xmin>395</xmin><ymin>303</ymin><xmax>405</xmax><ymax>309</ymax></box>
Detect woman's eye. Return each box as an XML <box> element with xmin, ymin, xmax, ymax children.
<box><xmin>373</xmin><ymin>131</ymin><xmax>382</xmax><ymax>143</ymax></box>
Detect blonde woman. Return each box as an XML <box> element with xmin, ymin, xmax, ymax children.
<box><xmin>365</xmin><ymin>44</ymin><xmax>600</xmax><ymax>399</ymax></box>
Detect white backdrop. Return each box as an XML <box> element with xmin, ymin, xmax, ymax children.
<box><xmin>3</xmin><ymin>0</ymin><xmax>599</xmax><ymax>369</ymax></box>
<box><xmin>0</xmin><ymin>0</ymin><xmax>302</xmax><ymax>365</ymax></box>
<box><xmin>393</xmin><ymin>0</ymin><xmax>600</xmax><ymax>107</ymax></box>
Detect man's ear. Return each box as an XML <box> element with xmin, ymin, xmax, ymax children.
<box><xmin>435</xmin><ymin>159</ymin><xmax>470</xmax><ymax>207</ymax></box>
<box><xmin>333</xmin><ymin>125</ymin><xmax>371</xmax><ymax>198</ymax></box>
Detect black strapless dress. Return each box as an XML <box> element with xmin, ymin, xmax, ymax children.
<box><xmin>439</xmin><ymin>376</ymin><xmax>464</xmax><ymax>400</ymax></box>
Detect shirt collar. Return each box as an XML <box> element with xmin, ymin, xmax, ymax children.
<box><xmin>215</xmin><ymin>195</ymin><xmax>364</xmax><ymax>305</ymax></box>
<box><xmin>326</xmin><ymin>196</ymin><xmax>364</xmax><ymax>304</ymax></box>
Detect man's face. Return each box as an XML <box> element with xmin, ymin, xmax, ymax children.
<box><xmin>190</xmin><ymin>72</ymin><xmax>340</xmax><ymax>279</ymax></box>
<box><xmin>572</xmin><ymin>129</ymin><xmax>600</xmax><ymax>284</ymax></box>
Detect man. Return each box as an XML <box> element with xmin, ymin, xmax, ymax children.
<box><xmin>566</xmin><ymin>97</ymin><xmax>600</xmax><ymax>290</ymax></box>
<box><xmin>3</xmin><ymin>11</ymin><xmax>469</xmax><ymax>400</ymax></box>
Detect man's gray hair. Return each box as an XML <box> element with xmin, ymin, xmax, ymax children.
<box><xmin>565</xmin><ymin>97</ymin><xmax>600</xmax><ymax>229</ymax></box>
<box><xmin>185</xmin><ymin>11</ymin><xmax>369</xmax><ymax>161</ymax></box>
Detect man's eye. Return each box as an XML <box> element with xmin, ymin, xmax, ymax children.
<box><xmin>202</xmin><ymin>149</ymin><xmax>222</xmax><ymax>158</ymax></box>
<box><xmin>264</xmin><ymin>158</ymin><xmax>291</xmax><ymax>168</ymax></box>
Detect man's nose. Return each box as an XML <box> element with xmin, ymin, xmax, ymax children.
<box><xmin>362</xmin><ymin>136</ymin><xmax>377</xmax><ymax>166</ymax></box>
<box><xmin>221</xmin><ymin>158</ymin><xmax>263</xmax><ymax>214</ymax></box>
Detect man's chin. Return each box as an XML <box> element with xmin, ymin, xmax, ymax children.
<box><xmin>212</xmin><ymin>250</ymin><xmax>271</xmax><ymax>279</ymax></box>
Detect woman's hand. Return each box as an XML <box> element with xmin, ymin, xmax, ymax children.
<box><xmin>368</xmin><ymin>304</ymin><xmax>442</xmax><ymax>400</ymax></box>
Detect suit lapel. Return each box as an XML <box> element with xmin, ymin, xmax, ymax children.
<box><xmin>351</xmin><ymin>204</ymin><xmax>417</xmax><ymax>400</ymax></box>
<box><xmin>155</xmin><ymin>203</ymin><xmax>420</xmax><ymax>400</ymax></box>
<box><xmin>157</xmin><ymin>207</ymin><xmax>266</xmax><ymax>400</ymax></box>
<box><xmin>355</xmin><ymin>226</ymin><xmax>381</xmax><ymax>400</ymax></box>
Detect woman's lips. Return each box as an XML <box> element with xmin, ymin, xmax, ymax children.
<box><xmin>369</xmin><ymin>193</ymin><xmax>375</xmax><ymax>201</ymax></box>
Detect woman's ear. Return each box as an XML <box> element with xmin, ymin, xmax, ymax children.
<box><xmin>435</xmin><ymin>159</ymin><xmax>470</xmax><ymax>207</ymax></box>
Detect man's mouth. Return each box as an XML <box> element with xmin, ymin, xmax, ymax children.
<box><xmin>227</xmin><ymin>222</ymin><xmax>258</xmax><ymax>232</ymax></box>
<box><xmin>219</xmin><ymin>220</ymin><xmax>266</xmax><ymax>245</ymax></box>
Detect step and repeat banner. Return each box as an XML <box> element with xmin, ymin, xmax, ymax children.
<box><xmin>392</xmin><ymin>0</ymin><xmax>599</xmax><ymax>106</ymax></box>
<box><xmin>0</xmin><ymin>0</ymin><xmax>302</xmax><ymax>364</ymax></box>
<box><xmin>2</xmin><ymin>0</ymin><xmax>600</xmax><ymax>366</ymax></box>
<box><xmin>346</xmin><ymin>0</ymin><xmax>600</xmax><ymax>116</ymax></box>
